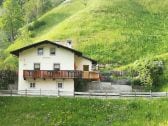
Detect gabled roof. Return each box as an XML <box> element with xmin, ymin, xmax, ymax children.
<box><xmin>10</xmin><ymin>40</ymin><xmax>97</xmax><ymax>64</ymax></box>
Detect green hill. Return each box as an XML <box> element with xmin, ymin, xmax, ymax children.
<box><xmin>8</xmin><ymin>0</ymin><xmax>168</xmax><ymax>64</ymax></box>
<box><xmin>3</xmin><ymin>0</ymin><xmax>168</xmax><ymax>90</ymax></box>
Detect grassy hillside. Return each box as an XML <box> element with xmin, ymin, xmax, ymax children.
<box><xmin>3</xmin><ymin>0</ymin><xmax>168</xmax><ymax>90</ymax></box>
<box><xmin>0</xmin><ymin>97</ymin><xmax>168</xmax><ymax>126</ymax></box>
<box><xmin>7</xmin><ymin>0</ymin><xmax>168</xmax><ymax>64</ymax></box>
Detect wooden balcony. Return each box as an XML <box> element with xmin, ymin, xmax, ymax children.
<box><xmin>23</xmin><ymin>70</ymin><xmax>100</xmax><ymax>80</ymax></box>
<box><xmin>82</xmin><ymin>71</ymin><xmax>100</xmax><ymax>81</ymax></box>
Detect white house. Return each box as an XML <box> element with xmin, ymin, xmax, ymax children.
<box><xmin>10</xmin><ymin>40</ymin><xmax>99</xmax><ymax>96</ymax></box>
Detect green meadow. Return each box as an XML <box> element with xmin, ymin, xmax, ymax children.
<box><xmin>0</xmin><ymin>97</ymin><xmax>168</xmax><ymax>126</ymax></box>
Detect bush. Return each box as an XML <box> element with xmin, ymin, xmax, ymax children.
<box><xmin>132</xmin><ymin>78</ymin><xmax>141</xmax><ymax>86</ymax></box>
<box><xmin>28</xmin><ymin>20</ymin><xmax>46</xmax><ymax>31</ymax></box>
<box><xmin>29</xmin><ymin>32</ymin><xmax>35</xmax><ymax>38</ymax></box>
<box><xmin>132</xmin><ymin>59</ymin><xmax>164</xmax><ymax>90</ymax></box>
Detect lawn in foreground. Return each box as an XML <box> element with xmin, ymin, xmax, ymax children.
<box><xmin>0</xmin><ymin>97</ymin><xmax>168</xmax><ymax>126</ymax></box>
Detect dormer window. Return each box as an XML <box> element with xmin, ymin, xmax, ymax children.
<box><xmin>37</xmin><ymin>48</ymin><xmax>43</xmax><ymax>55</ymax></box>
<box><xmin>50</xmin><ymin>48</ymin><xmax>56</xmax><ymax>55</ymax></box>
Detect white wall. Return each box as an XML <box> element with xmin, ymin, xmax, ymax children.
<box><xmin>18</xmin><ymin>43</ymin><xmax>75</xmax><ymax>93</ymax></box>
<box><xmin>75</xmin><ymin>55</ymin><xmax>92</xmax><ymax>71</ymax></box>
<box><xmin>20</xmin><ymin>79</ymin><xmax>74</xmax><ymax>91</ymax></box>
<box><xmin>19</xmin><ymin>79</ymin><xmax>74</xmax><ymax>96</ymax></box>
<box><xmin>19</xmin><ymin>43</ymin><xmax>74</xmax><ymax>70</ymax></box>
<box><xmin>18</xmin><ymin>43</ymin><xmax>94</xmax><ymax>95</ymax></box>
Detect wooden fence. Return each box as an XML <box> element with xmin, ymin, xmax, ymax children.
<box><xmin>0</xmin><ymin>90</ymin><xmax>168</xmax><ymax>98</ymax></box>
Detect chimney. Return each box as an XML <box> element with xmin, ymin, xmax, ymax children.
<box><xmin>66</xmin><ymin>40</ymin><xmax>72</xmax><ymax>48</ymax></box>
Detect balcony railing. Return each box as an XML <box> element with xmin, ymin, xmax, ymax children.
<box><xmin>82</xmin><ymin>71</ymin><xmax>100</xmax><ymax>80</ymax></box>
<box><xmin>23</xmin><ymin>70</ymin><xmax>100</xmax><ymax>80</ymax></box>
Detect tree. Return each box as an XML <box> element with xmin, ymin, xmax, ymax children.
<box><xmin>0</xmin><ymin>0</ymin><xmax>24</xmax><ymax>42</ymax></box>
<box><xmin>23</xmin><ymin>0</ymin><xmax>55</xmax><ymax>23</ymax></box>
<box><xmin>132</xmin><ymin>59</ymin><xmax>164</xmax><ymax>90</ymax></box>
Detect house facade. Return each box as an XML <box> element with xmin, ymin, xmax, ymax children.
<box><xmin>11</xmin><ymin>40</ymin><xmax>99</xmax><ymax>95</ymax></box>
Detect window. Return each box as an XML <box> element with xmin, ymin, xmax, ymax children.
<box><xmin>92</xmin><ymin>64</ymin><xmax>97</xmax><ymax>71</ymax></box>
<box><xmin>30</xmin><ymin>83</ymin><xmax>35</xmax><ymax>88</ymax></box>
<box><xmin>34</xmin><ymin>63</ymin><xmax>40</xmax><ymax>70</ymax></box>
<box><xmin>54</xmin><ymin>63</ymin><xmax>60</xmax><ymax>70</ymax></box>
<box><xmin>50</xmin><ymin>48</ymin><xmax>56</xmax><ymax>55</ymax></box>
<box><xmin>83</xmin><ymin>65</ymin><xmax>89</xmax><ymax>71</ymax></box>
<box><xmin>58</xmin><ymin>82</ymin><xmax>63</xmax><ymax>89</ymax></box>
<box><xmin>37</xmin><ymin>48</ymin><xmax>43</xmax><ymax>55</ymax></box>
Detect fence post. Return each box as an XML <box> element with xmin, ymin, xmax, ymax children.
<box><xmin>40</xmin><ymin>89</ymin><xmax>41</xmax><ymax>96</ymax></box>
<box><xmin>89</xmin><ymin>91</ymin><xmax>91</xmax><ymax>99</ymax></box>
<box><xmin>10</xmin><ymin>89</ymin><xmax>12</xmax><ymax>96</ymax></box>
<box><xmin>106</xmin><ymin>90</ymin><xmax>107</xmax><ymax>99</ymax></box>
<box><xmin>58</xmin><ymin>89</ymin><xmax>59</xmax><ymax>97</ymax></box>
<box><xmin>166</xmin><ymin>91</ymin><xmax>167</xmax><ymax>97</ymax></box>
<box><xmin>150</xmin><ymin>90</ymin><xmax>152</xmax><ymax>98</ymax></box>
<box><xmin>73</xmin><ymin>89</ymin><xmax>75</xmax><ymax>98</ymax></box>
<box><xmin>25</xmin><ymin>89</ymin><xmax>27</xmax><ymax>96</ymax></box>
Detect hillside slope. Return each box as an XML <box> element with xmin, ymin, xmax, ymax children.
<box><xmin>7</xmin><ymin>0</ymin><xmax>168</xmax><ymax>65</ymax></box>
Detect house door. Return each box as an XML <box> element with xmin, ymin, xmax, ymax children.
<box><xmin>83</xmin><ymin>65</ymin><xmax>89</xmax><ymax>71</ymax></box>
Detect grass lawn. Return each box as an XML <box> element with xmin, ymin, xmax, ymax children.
<box><xmin>0</xmin><ymin>97</ymin><xmax>168</xmax><ymax>126</ymax></box>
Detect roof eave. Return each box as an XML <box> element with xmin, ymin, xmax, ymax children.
<box><xmin>10</xmin><ymin>40</ymin><xmax>82</xmax><ymax>57</ymax></box>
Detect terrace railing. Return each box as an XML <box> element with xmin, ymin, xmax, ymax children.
<box><xmin>23</xmin><ymin>70</ymin><xmax>100</xmax><ymax>80</ymax></box>
<box><xmin>23</xmin><ymin>70</ymin><xmax>82</xmax><ymax>80</ymax></box>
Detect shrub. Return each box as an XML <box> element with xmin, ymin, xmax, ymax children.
<box><xmin>28</xmin><ymin>20</ymin><xmax>46</xmax><ymax>31</ymax></box>
<box><xmin>29</xmin><ymin>32</ymin><xmax>35</xmax><ymax>38</ymax></box>
<box><xmin>132</xmin><ymin>59</ymin><xmax>164</xmax><ymax>90</ymax></box>
<box><xmin>132</xmin><ymin>77</ymin><xmax>141</xmax><ymax>86</ymax></box>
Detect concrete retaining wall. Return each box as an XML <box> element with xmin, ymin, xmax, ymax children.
<box><xmin>88</xmin><ymin>81</ymin><xmax>132</xmax><ymax>93</ymax></box>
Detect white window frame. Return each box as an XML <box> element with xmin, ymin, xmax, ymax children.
<box><xmin>53</xmin><ymin>63</ymin><xmax>60</xmax><ymax>71</ymax></box>
<box><xmin>37</xmin><ymin>48</ymin><xmax>43</xmax><ymax>56</ymax></box>
<box><xmin>57</xmin><ymin>82</ymin><xmax>63</xmax><ymax>89</ymax></box>
<box><xmin>30</xmin><ymin>82</ymin><xmax>36</xmax><ymax>88</ymax></box>
<box><xmin>50</xmin><ymin>47</ymin><xmax>56</xmax><ymax>55</ymax></box>
<box><xmin>34</xmin><ymin>63</ymin><xmax>40</xmax><ymax>70</ymax></box>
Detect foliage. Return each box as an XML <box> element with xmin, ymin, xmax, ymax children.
<box><xmin>23</xmin><ymin>0</ymin><xmax>64</xmax><ymax>23</ymax></box>
<box><xmin>28</xmin><ymin>20</ymin><xmax>46</xmax><ymax>31</ymax></box>
<box><xmin>132</xmin><ymin>77</ymin><xmax>141</xmax><ymax>86</ymax></box>
<box><xmin>120</xmin><ymin>58</ymin><xmax>164</xmax><ymax>91</ymax></box>
<box><xmin>134</xmin><ymin>59</ymin><xmax>164</xmax><ymax>90</ymax></box>
<box><xmin>0</xmin><ymin>70</ymin><xmax>17</xmax><ymax>89</ymax></box>
<box><xmin>0</xmin><ymin>0</ymin><xmax>24</xmax><ymax>41</ymax></box>
<box><xmin>3</xmin><ymin>55</ymin><xmax>18</xmax><ymax>70</ymax></box>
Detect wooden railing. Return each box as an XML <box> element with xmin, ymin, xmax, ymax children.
<box><xmin>23</xmin><ymin>70</ymin><xmax>100</xmax><ymax>80</ymax></box>
<box><xmin>82</xmin><ymin>71</ymin><xmax>100</xmax><ymax>80</ymax></box>
<box><xmin>23</xmin><ymin>70</ymin><xmax>82</xmax><ymax>79</ymax></box>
